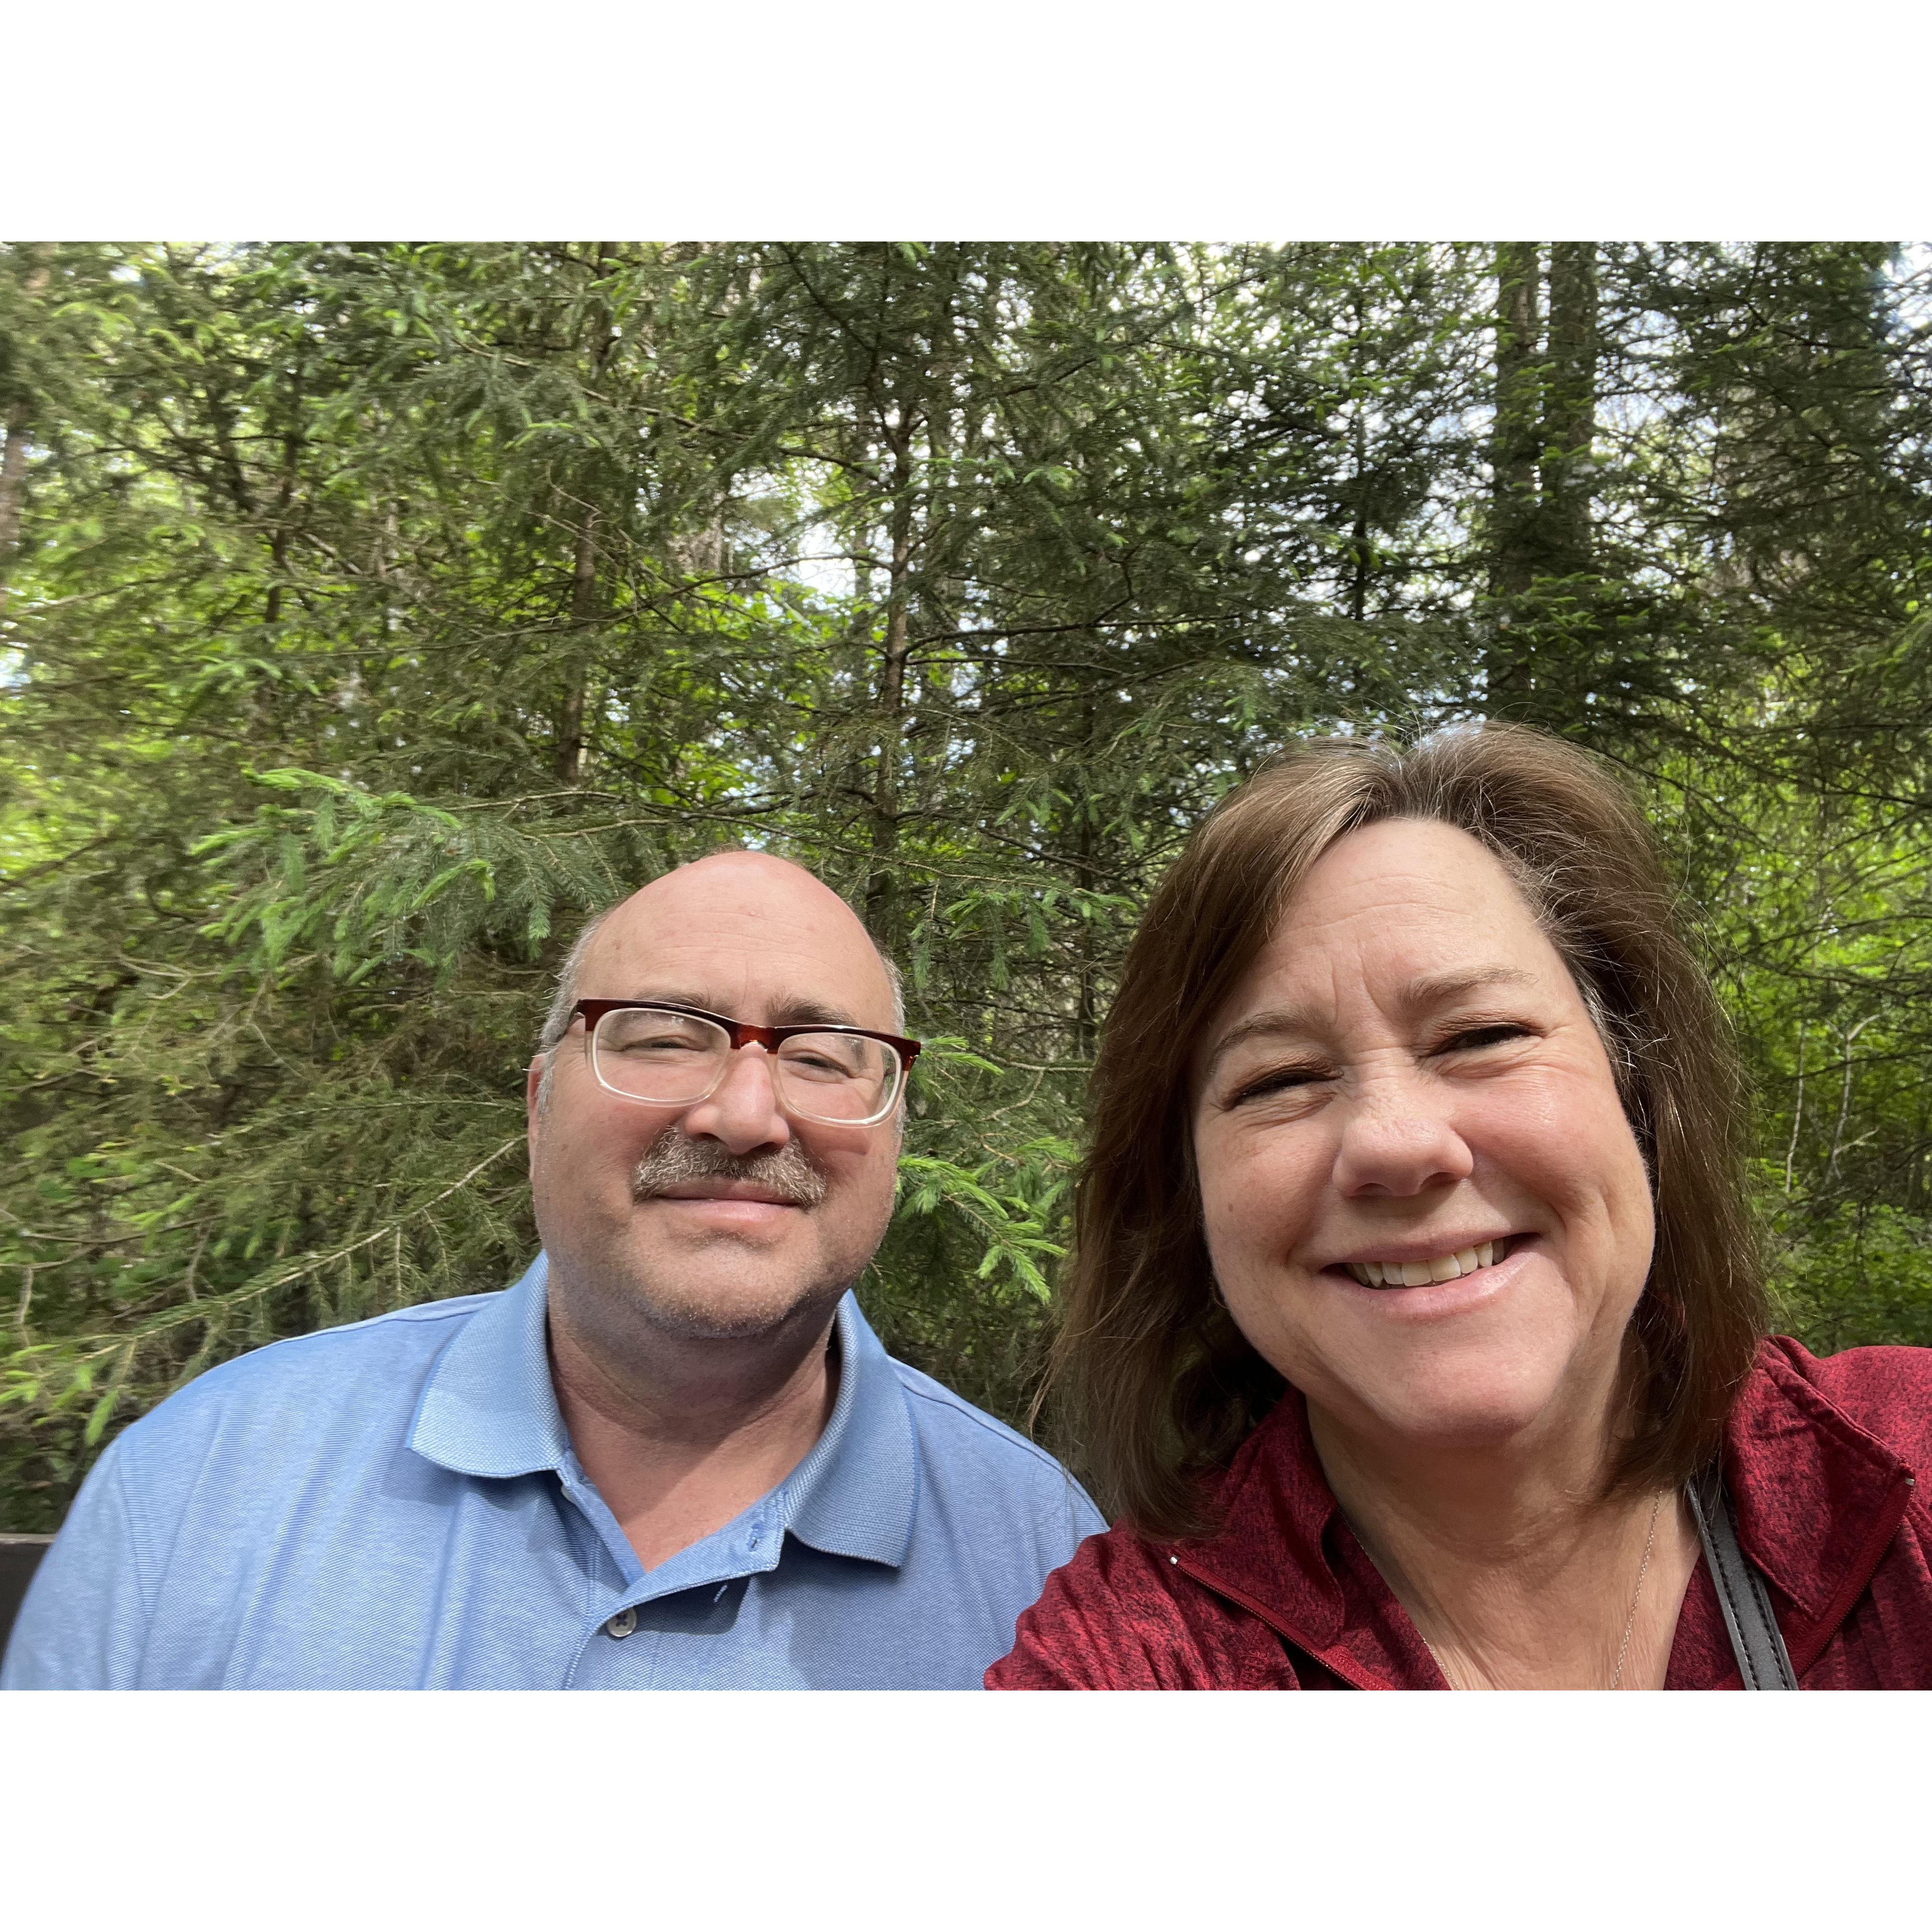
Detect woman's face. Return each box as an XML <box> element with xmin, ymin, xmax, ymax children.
<box><xmin>1191</xmin><ymin>817</ymin><xmax>1656</xmax><ymax>1460</ymax></box>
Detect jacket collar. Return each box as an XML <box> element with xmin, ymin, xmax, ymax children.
<box><xmin>1172</xmin><ymin>1340</ymin><xmax>1916</xmax><ymax>1688</ymax></box>
<box><xmin>1173</xmin><ymin>1391</ymin><xmax>1446</xmax><ymax>1690</ymax></box>
<box><xmin>406</xmin><ymin>1254</ymin><xmax>917</xmax><ymax>1570</ymax></box>
<box><xmin>1725</xmin><ymin>1338</ymin><xmax>1917</xmax><ymax>1675</ymax></box>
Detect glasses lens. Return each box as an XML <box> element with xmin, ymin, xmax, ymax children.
<box><xmin>774</xmin><ymin>1032</ymin><xmax>902</xmax><ymax>1124</ymax></box>
<box><xmin>592</xmin><ymin>1007</ymin><xmax>730</xmax><ymax>1103</ymax></box>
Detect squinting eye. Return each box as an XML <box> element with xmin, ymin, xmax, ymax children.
<box><xmin>1231</xmin><ymin>1067</ymin><xmax>1328</xmax><ymax>1104</ymax></box>
<box><xmin>1442</xmin><ymin>1024</ymin><xmax>1530</xmax><ymax>1052</ymax></box>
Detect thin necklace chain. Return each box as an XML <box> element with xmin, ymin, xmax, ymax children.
<box><xmin>1609</xmin><ymin>1491</ymin><xmax>1665</xmax><ymax>1690</ymax></box>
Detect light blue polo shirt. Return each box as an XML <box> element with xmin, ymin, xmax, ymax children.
<box><xmin>2</xmin><ymin>1257</ymin><xmax>1103</xmax><ymax>1689</ymax></box>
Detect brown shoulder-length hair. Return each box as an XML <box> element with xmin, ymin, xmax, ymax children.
<box><xmin>1047</xmin><ymin>723</ymin><xmax>1768</xmax><ymax>1541</ymax></box>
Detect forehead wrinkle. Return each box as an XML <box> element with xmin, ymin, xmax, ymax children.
<box><xmin>1198</xmin><ymin>822</ymin><xmax>1566</xmax><ymax>1087</ymax></box>
<box><xmin>1389</xmin><ymin>964</ymin><xmax>1541</xmax><ymax>1022</ymax></box>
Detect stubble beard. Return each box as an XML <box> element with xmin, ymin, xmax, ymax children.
<box><xmin>594</xmin><ymin>1127</ymin><xmax>840</xmax><ymax>1343</ymax></box>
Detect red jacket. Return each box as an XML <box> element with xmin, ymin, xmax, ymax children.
<box><xmin>989</xmin><ymin>1339</ymin><xmax>1931</xmax><ymax>1689</ymax></box>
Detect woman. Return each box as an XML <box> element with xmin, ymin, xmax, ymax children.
<box><xmin>990</xmin><ymin>724</ymin><xmax>1932</xmax><ymax>1689</ymax></box>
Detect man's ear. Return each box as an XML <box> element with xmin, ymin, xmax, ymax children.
<box><xmin>525</xmin><ymin>1055</ymin><xmax>549</xmax><ymax>1152</ymax></box>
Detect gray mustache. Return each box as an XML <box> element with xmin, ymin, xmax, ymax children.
<box><xmin>630</xmin><ymin>1129</ymin><xmax>828</xmax><ymax>1208</ymax></box>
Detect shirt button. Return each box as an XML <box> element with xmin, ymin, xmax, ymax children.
<box><xmin>606</xmin><ymin>1608</ymin><xmax>637</xmax><ymax>1640</ymax></box>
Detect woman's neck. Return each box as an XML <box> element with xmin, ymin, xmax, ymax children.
<box><xmin>1306</xmin><ymin>1405</ymin><xmax>1700</xmax><ymax>1690</ymax></box>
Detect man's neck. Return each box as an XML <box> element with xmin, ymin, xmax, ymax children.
<box><xmin>546</xmin><ymin>1297</ymin><xmax>841</xmax><ymax>1574</ymax></box>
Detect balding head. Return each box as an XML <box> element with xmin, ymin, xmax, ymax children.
<box><xmin>538</xmin><ymin>852</ymin><xmax>903</xmax><ymax>1070</ymax></box>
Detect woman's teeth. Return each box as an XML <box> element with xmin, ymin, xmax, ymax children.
<box><xmin>1344</xmin><ymin>1242</ymin><xmax>1502</xmax><ymax>1288</ymax></box>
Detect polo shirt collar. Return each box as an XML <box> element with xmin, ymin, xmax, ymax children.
<box><xmin>777</xmin><ymin>1292</ymin><xmax>918</xmax><ymax>1568</ymax></box>
<box><xmin>407</xmin><ymin>1254</ymin><xmax>570</xmax><ymax>1479</ymax></box>
<box><xmin>406</xmin><ymin>1255</ymin><xmax>917</xmax><ymax>1570</ymax></box>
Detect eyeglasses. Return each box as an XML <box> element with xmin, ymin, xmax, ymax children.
<box><xmin>570</xmin><ymin>1000</ymin><xmax>921</xmax><ymax>1127</ymax></box>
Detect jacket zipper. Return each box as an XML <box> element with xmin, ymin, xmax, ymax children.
<box><xmin>1167</xmin><ymin>1550</ymin><xmax>1404</xmax><ymax>1691</ymax></box>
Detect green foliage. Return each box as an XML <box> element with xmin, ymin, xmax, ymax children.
<box><xmin>3</xmin><ymin>240</ymin><xmax>1930</xmax><ymax>1530</ymax></box>
<box><xmin>1765</xmin><ymin>1191</ymin><xmax>1932</xmax><ymax>1356</ymax></box>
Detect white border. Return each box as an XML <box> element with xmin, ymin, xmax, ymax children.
<box><xmin>0</xmin><ymin>1689</ymin><xmax>1919</xmax><ymax>1922</ymax></box>
<box><xmin>9</xmin><ymin>0</ymin><xmax>1925</xmax><ymax>236</ymax></box>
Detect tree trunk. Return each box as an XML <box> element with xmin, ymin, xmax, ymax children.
<box><xmin>0</xmin><ymin>251</ymin><xmax>51</xmax><ymax>620</ymax></box>
<box><xmin>1542</xmin><ymin>242</ymin><xmax>1598</xmax><ymax>579</ymax></box>
<box><xmin>556</xmin><ymin>245</ymin><xmax>617</xmax><ymax>785</ymax></box>
<box><xmin>1347</xmin><ymin>400</ymin><xmax>1371</xmax><ymax>624</ymax></box>
<box><xmin>865</xmin><ymin>436</ymin><xmax>915</xmax><ymax>945</ymax></box>
<box><xmin>264</xmin><ymin>411</ymin><xmax>302</xmax><ymax>627</ymax></box>
<box><xmin>0</xmin><ymin>405</ymin><xmax>29</xmax><ymax>617</ymax></box>
<box><xmin>556</xmin><ymin>510</ymin><xmax>598</xmax><ymax>783</ymax></box>
<box><xmin>1071</xmin><ymin>698</ymin><xmax>1101</xmax><ymax>1064</ymax></box>
<box><xmin>1486</xmin><ymin>242</ymin><xmax>1544</xmax><ymax>719</ymax></box>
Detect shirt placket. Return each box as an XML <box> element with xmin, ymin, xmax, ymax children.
<box><xmin>565</xmin><ymin>1496</ymin><xmax>788</xmax><ymax>1688</ymax></box>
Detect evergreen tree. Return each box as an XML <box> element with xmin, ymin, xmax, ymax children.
<box><xmin>4</xmin><ymin>240</ymin><xmax>1928</xmax><ymax>1530</ymax></box>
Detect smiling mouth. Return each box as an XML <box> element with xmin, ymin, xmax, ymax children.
<box><xmin>1342</xmin><ymin>1240</ymin><xmax>1510</xmax><ymax>1288</ymax></box>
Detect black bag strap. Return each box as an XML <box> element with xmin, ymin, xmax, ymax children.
<box><xmin>1686</xmin><ymin>1465</ymin><xmax>1798</xmax><ymax>1690</ymax></box>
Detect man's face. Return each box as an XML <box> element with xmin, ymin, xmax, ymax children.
<box><xmin>526</xmin><ymin>853</ymin><xmax>904</xmax><ymax>1349</ymax></box>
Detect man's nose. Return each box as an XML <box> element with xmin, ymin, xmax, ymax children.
<box><xmin>680</xmin><ymin>1045</ymin><xmax>792</xmax><ymax>1155</ymax></box>
<box><xmin>1331</xmin><ymin>1070</ymin><xmax>1474</xmax><ymax>1199</ymax></box>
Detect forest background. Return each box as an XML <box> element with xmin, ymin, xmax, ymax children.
<box><xmin>1</xmin><ymin>240</ymin><xmax>1929</xmax><ymax>1532</ymax></box>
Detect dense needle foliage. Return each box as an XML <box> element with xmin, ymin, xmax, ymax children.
<box><xmin>3</xmin><ymin>241</ymin><xmax>1929</xmax><ymax>1530</ymax></box>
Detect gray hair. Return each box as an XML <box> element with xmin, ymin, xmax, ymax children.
<box><xmin>532</xmin><ymin>897</ymin><xmax>908</xmax><ymax>1110</ymax></box>
<box><xmin>536</xmin><ymin>907</ymin><xmax>619</xmax><ymax>1059</ymax></box>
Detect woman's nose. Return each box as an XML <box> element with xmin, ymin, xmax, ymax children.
<box><xmin>682</xmin><ymin>1045</ymin><xmax>792</xmax><ymax>1154</ymax></box>
<box><xmin>1331</xmin><ymin>1076</ymin><xmax>1474</xmax><ymax>1198</ymax></box>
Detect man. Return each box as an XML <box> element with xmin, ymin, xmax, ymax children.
<box><xmin>4</xmin><ymin>851</ymin><xmax>1103</xmax><ymax>1688</ymax></box>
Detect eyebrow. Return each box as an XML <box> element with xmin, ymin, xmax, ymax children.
<box><xmin>619</xmin><ymin>989</ymin><xmax>866</xmax><ymax>1029</ymax></box>
<box><xmin>1203</xmin><ymin>966</ymin><xmax>1541</xmax><ymax>1074</ymax></box>
<box><xmin>767</xmin><ymin>998</ymin><xmax>864</xmax><ymax>1029</ymax></box>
